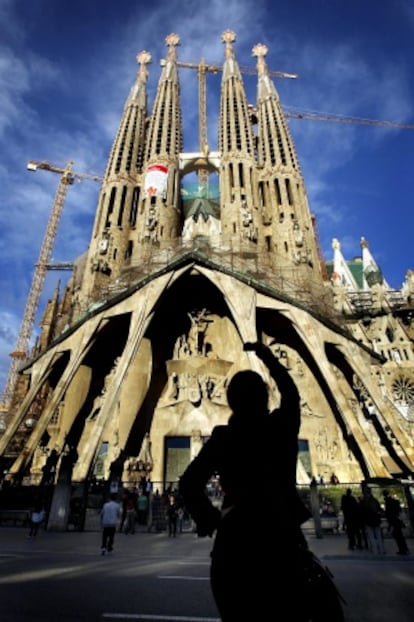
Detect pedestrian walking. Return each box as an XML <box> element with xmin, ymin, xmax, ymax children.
<box><xmin>28</xmin><ymin>498</ymin><xmax>46</xmax><ymax>538</ymax></box>
<box><xmin>100</xmin><ymin>492</ymin><xmax>121</xmax><ymax>555</ymax></box>
<box><xmin>179</xmin><ymin>340</ymin><xmax>344</xmax><ymax>621</ymax></box>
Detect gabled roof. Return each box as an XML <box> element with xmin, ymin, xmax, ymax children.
<box><xmin>21</xmin><ymin>249</ymin><xmax>384</xmax><ymax>373</ymax></box>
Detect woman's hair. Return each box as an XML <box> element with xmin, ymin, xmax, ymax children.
<box><xmin>226</xmin><ymin>370</ymin><xmax>268</xmax><ymax>415</ymax></box>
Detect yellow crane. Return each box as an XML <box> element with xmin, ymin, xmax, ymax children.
<box><xmin>176</xmin><ymin>59</ymin><xmax>299</xmax><ymax>157</ymax></box>
<box><xmin>0</xmin><ymin>161</ymin><xmax>102</xmax><ymax>414</ymax></box>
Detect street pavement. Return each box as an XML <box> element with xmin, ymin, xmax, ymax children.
<box><xmin>0</xmin><ymin>525</ymin><xmax>412</xmax><ymax>621</ymax></box>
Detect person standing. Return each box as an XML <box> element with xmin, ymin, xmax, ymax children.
<box><xmin>341</xmin><ymin>488</ymin><xmax>363</xmax><ymax>550</ymax></box>
<box><xmin>123</xmin><ymin>489</ymin><xmax>137</xmax><ymax>534</ymax></box>
<box><xmin>179</xmin><ymin>340</ymin><xmax>344</xmax><ymax>621</ymax></box>
<box><xmin>137</xmin><ymin>491</ymin><xmax>149</xmax><ymax>526</ymax></box>
<box><xmin>383</xmin><ymin>490</ymin><xmax>409</xmax><ymax>555</ymax></box>
<box><xmin>148</xmin><ymin>489</ymin><xmax>162</xmax><ymax>532</ymax></box>
<box><xmin>330</xmin><ymin>472</ymin><xmax>340</xmax><ymax>485</ymax></box>
<box><xmin>177</xmin><ymin>505</ymin><xmax>185</xmax><ymax>533</ymax></box>
<box><xmin>360</xmin><ymin>488</ymin><xmax>385</xmax><ymax>555</ymax></box>
<box><xmin>100</xmin><ymin>492</ymin><xmax>121</xmax><ymax>555</ymax></box>
<box><xmin>166</xmin><ymin>494</ymin><xmax>178</xmax><ymax>537</ymax></box>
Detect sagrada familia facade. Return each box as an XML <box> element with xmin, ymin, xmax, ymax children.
<box><xmin>1</xmin><ymin>31</ymin><xmax>413</xmax><ymax>515</ymax></box>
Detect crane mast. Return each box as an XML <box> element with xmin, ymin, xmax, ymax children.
<box><xmin>0</xmin><ymin>161</ymin><xmax>102</xmax><ymax>414</ymax></box>
<box><xmin>176</xmin><ymin>60</ymin><xmax>220</xmax><ymax>188</ymax></box>
<box><xmin>197</xmin><ymin>59</ymin><xmax>210</xmax><ymax>155</ymax></box>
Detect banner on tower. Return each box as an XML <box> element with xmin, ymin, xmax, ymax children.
<box><xmin>144</xmin><ymin>163</ymin><xmax>168</xmax><ymax>199</ymax></box>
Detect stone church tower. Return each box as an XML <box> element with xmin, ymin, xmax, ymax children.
<box><xmin>1</xmin><ymin>31</ymin><xmax>413</xmax><ymax>510</ymax></box>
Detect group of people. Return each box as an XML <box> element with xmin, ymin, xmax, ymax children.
<box><xmin>119</xmin><ymin>488</ymin><xmax>150</xmax><ymax>534</ymax></box>
<box><xmin>100</xmin><ymin>487</ymin><xmax>187</xmax><ymax>553</ymax></box>
<box><xmin>341</xmin><ymin>487</ymin><xmax>409</xmax><ymax>555</ymax></box>
<box><xmin>311</xmin><ymin>472</ymin><xmax>340</xmax><ymax>486</ymax></box>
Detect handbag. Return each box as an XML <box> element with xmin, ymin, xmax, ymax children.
<box><xmin>299</xmin><ymin>548</ymin><xmax>346</xmax><ymax>622</ymax></box>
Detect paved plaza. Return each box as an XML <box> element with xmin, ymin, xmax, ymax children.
<box><xmin>0</xmin><ymin>526</ymin><xmax>413</xmax><ymax>621</ymax></box>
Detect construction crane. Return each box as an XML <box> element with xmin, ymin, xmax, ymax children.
<box><xmin>175</xmin><ymin>59</ymin><xmax>298</xmax><ymax>164</ymax></box>
<box><xmin>283</xmin><ymin>108</ymin><xmax>414</xmax><ymax>129</ymax></box>
<box><xmin>175</xmin><ymin>58</ymin><xmax>414</xmax><ymax>186</ymax></box>
<box><xmin>0</xmin><ymin>161</ymin><xmax>102</xmax><ymax>414</ymax></box>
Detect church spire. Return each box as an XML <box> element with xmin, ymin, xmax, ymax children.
<box><xmin>218</xmin><ymin>30</ymin><xmax>259</xmax><ymax>247</ymax></box>
<box><xmin>135</xmin><ymin>33</ymin><xmax>183</xmax><ymax>248</ymax></box>
<box><xmin>331</xmin><ymin>238</ymin><xmax>359</xmax><ymax>289</ymax></box>
<box><xmin>126</xmin><ymin>51</ymin><xmax>151</xmax><ymax>113</ymax></box>
<box><xmin>360</xmin><ymin>236</ymin><xmax>388</xmax><ymax>289</ymax></box>
<box><xmin>254</xmin><ymin>42</ymin><xmax>323</xmax><ymax>281</ymax></box>
<box><xmin>105</xmin><ymin>50</ymin><xmax>151</xmax><ymax>180</ymax></box>
<box><xmin>79</xmin><ymin>50</ymin><xmax>151</xmax><ymax>305</ymax></box>
<box><xmin>253</xmin><ymin>42</ymin><xmax>300</xmax><ymax>171</ymax></box>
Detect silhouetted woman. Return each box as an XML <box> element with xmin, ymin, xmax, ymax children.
<box><xmin>179</xmin><ymin>340</ymin><xmax>344</xmax><ymax>621</ymax></box>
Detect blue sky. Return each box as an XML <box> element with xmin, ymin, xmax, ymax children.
<box><xmin>0</xmin><ymin>0</ymin><xmax>413</xmax><ymax>395</ymax></box>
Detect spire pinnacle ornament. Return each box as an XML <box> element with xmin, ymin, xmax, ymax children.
<box><xmin>252</xmin><ymin>43</ymin><xmax>268</xmax><ymax>76</ymax></box>
<box><xmin>165</xmin><ymin>33</ymin><xmax>180</xmax><ymax>61</ymax></box>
